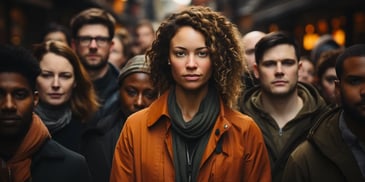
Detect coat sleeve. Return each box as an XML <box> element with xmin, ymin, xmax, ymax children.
<box><xmin>242</xmin><ymin>118</ymin><xmax>272</xmax><ymax>182</ymax></box>
<box><xmin>110</xmin><ymin>120</ymin><xmax>135</xmax><ymax>182</ymax></box>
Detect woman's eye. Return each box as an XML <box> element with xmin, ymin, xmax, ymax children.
<box><xmin>175</xmin><ymin>51</ymin><xmax>186</xmax><ymax>57</ymax></box>
<box><xmin>40</xmin><ymin>73</ymin><xmax>53</xmax><ymax>78</ymax></box>
<box><xmin>126</xmin><ymin>88</ymin><xmax>137</xmax><ymax>96</ymax></box>
<box><xmin>60</xmin><ymin>73</ymin><xmax>73</xmax><ymax>79</ymax></box>
<box><xmin>197</xmin><ymin>51</ymin><xmax>208</xmax><ymax>57</ymax></box>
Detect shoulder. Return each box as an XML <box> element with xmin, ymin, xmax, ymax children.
<box><xmin>289</xmin><ymin>140</ymin><xmax>318</xmax><ymax>161</ymax></box>
<box><xmin>222</xmin><ymin>106</ymin><xmax>263</xmax><ymax>138</ymax></box>
<box><xmin>33</xmin><ymin>139</ymin><xmax>88</xmax><ymax>166</ymax></box>
<box><xmin>31</xmin><ymin>139</ymin><xmax>92</xmax><ymax>181</ymax></box>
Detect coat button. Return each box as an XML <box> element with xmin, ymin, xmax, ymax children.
<box><xmin>224</xmin><ymin>124</ymin><xmax>228</xmax><ymax>129</ymax></box>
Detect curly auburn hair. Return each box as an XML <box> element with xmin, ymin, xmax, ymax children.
<box><xmin>146</xmin><ymin>6</ymin><xmax>244</xmax><ymax>108</ymax></box>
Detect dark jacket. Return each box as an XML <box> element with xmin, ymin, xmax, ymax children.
<box><xmin>240</xmin><ymin>82</ymin><xmax>329</xmax><ymax>182</ymax></box>
<box><xmin>81</xmin><ymin>63</ymin><xmax>122</xmax><ymax>182</ymax></box>
<box><xmin>282</xmin><ymin>107</ymin><xmax>365</xmax><ymax>182</ymax></box>
<box><xmin>50</xmin><ymin>116</ymin><xmax>84</xmax><ymax>153</ymax></box>
<box><xmin>91</xmin><ymin>63</ymin><xmax>120</xmax><ymax>123</ymax></box>
<box><xmin>81</xmin><ymin>110</ymin><xmax>126</xmax><ymax>182</ymax></box>
<box><xmin>31</xmin><ymin>139</ymin><xmax>92</xmax><ymax>182</ymax></box>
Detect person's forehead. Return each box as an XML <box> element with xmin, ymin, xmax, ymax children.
<box><xmin>343</xmin><ymin>56</ymin><xmax>365</xmax><ymax>74</ymax></box>
<box><xmin>263</xmin><ymin>44</ymin><xmax>297</xmax><ymax>59</ymax></box>
<box><xmin>242</xmin><ymin>32</ymin><xmax>265</xmax><ymax>46</ymax></box>
<box><xmin>77</xmin><ymin>24</ymin><xmax>109</xmax><ymax>36</ymax></box>
<box><xmin>0</xmin><ymin>72</ymin><xmax>32</xmax><ymax>90</ymax></box>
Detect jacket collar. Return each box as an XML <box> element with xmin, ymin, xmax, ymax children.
<box><xmin>146</xmin><ymin>89</ymin><xmax>230</xmax><ymax>129</ymax></box>
<box><xmin>146</xmin><ymin>89</ymin><xmax>233</xmax><ymax>162</ymax></box>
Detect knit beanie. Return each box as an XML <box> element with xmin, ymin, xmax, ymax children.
<box><xmin>118</xmin><ymin>54</ymin><xmax>150</xmax><ymax>85</ymax></box>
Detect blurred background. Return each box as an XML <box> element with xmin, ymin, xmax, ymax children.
<box><xmin>0</xmin><ymin>0</ymin><xmax>364</xmax><ymax>56</ymax></box>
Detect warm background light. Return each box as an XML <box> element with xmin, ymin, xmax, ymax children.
<box><xmin>173</xmin><ymin>0</ymin><xmax>192</xmax><ymax>6</ymax></box>
<box><xmin>303</xmin><ymin>24</ymin><xmax>319</xmax><ymax>50</ymax></box>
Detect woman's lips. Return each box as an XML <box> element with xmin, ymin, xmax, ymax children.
<box><xmin>48</xmin><ymin>93</ymin><xmax>63</xmax><ymax>99</ymax></box>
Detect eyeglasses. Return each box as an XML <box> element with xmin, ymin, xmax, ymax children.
<box><xmin>76</xmin><ymin>36</ymin><xmax>111</xmax><ymax>47</ymax></box>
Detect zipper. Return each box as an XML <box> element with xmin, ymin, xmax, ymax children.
<box><xmin>1</xmin><ymin>160</ymin><xmax>11</xmax><ymax>182</ymax></box>
<box><xmin>279</xmin><ymin>127</ymin><xmax>283</xmax><ymax>136</ymax></box>
<box><xmin>186</xmin><ymin>146</ymin><xmax>192</xmax><ymax>182</ymax></box>
<box><xmin>8</xmin><ymin>167</ymin><xmax>11</xmax><ymax>182</ymax></box>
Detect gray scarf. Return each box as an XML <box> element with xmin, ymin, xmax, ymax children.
<box><xmin>35</xmin><ymin>101</ymin><xmax>72</xmax><ymax>134</ymax></box>
<box><xmin>168</xmin><ymin>86</ymin><xmax>219</xmax><ymax>182</ymax></box>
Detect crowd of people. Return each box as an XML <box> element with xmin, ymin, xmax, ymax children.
<box><xmin>0</xmin><ymin>5</ymin><xmax>364</xmax><ymax>182</ymax></box>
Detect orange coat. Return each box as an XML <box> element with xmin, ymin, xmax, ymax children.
<box><xmin>110</xmin><ymin>90</ymin><xmax>271</xmax><ymax>182</ymax></box>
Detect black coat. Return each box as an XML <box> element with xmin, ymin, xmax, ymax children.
<box><xmin>31</xmin><ymin>139</ymin><xmax>92</xmax><ymax>182</ymax></box>
<box><xmin>81</xmin><ymin>110</ymin><xmax>126</xmax><ymax>182</ymax></box>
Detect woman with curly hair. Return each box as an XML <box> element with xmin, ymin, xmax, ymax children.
<box><xmin>110</xmin><ymin>6</ymin><xmax>271</xmax><ymax>182</ymax></box>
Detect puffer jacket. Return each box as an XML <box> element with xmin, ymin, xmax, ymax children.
<box><xmin>239</xmin><ymin>82</ymin><xmax>329</xmax><ymax>182</ymax></box>
<box><xmin>282</xmin><ymin>107</ymin><xmax>365</xmax><ymax>182</ymax></box>
<box><xmin>110</xmin><ymin>89</ymin><xmax>272</xmax><ymax>182</ymax></box>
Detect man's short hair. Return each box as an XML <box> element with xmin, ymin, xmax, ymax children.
<box><xmin>0</xmin><ymin>44</ymin><xmax>40</xmax><ymax>90</ymax></box>
<box><xmin>255</xmin><ymin>31</ymin><xmax>300</xmax><ymax>64</ymax></box>
<box><xmin>335</xmin><ymin>44</ymin><xmax>365</xmax><ymax>80</ymax></box>
<box><xmin>70</xmin><ymin>8</ymin><xmax>116</xmax><ymax>39</ymax></box>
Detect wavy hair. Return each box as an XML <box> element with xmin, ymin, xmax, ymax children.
<box><xmin>33</xmin><ymin>41</ymin><xmax>99</xmax><ymax>122</ymax></box>
<box><xmin>146</xmin><ymin>6</ymin><xmax>244</xmax><ymax>108</ymax></box>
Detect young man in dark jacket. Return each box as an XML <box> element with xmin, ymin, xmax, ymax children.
<box><xmin>283</xmin><ymin>44</ymin><xmax>365</xmax><ymax>182</ymax></box>
<box><xmin>70</xmin><ymin>8</ymin><xmax>121</xmax><ymax>181</ymax></box>
<box><xmin>0</xmin><ymin>44</ymin><xmax>91</xmax><ymax>182</ymax></box>
<box><xmin>239</xmin><ymin>31</ymin><xmax>329</xmax><ymax>182</ymax></box>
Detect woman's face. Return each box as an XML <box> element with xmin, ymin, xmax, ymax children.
<box><xmin>169</xmin><ymin>26</ymin><xmax>212</xmax><ymax>92</ymax></box>
<box><xmin>119</xmin><ymin>72</ymin><xmax>157</xmax><ymax>117</ymax></box>
<box><xmin>320</xmin><ymin>67</ymin><xmax>337</xmax><ymax>104</ymax></box>
<box><xmin>36</xmin><ymin>52</ymin><xmax>75</xmax><ymax>106</ymax></box>
<box><xmin>298</xmin><ymin>60</ymin><xmax>315</xmax><ymax>84</ymax></box>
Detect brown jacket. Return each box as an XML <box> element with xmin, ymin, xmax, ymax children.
<box><xmin>282</xmin><ymin>108</ymin><xmax>365</xmax><ymax>182</ymax></box>
<box><xmin>110</xmin><ymin>90</ymin><xmax>272</xmax><ymax>182</ymax></box>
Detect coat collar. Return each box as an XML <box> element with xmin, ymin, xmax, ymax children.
<box><xmin>146</xmin><ymin>89</ymin><xmax>231</xmax><ymax>130</ymax></box>
<box><xmin>146</xmin><ymin>89</ymin><xmax>233</xmax><ymax>162</ymax></box>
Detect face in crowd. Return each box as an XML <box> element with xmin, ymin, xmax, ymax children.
<box><xmin>169</xmin><ymin>26</ymin><xmax>213</xmax><ymax>93</ymax></box>
<box><xmin>320</xmin><ymin>67</ymin><xmax>337</xmax><ymax>103</ymax></box>
<box><xmin>136</xmin><ymin>23</ymin><xmax>155</xmax><ymax>53</ymax></box>
<box><xmin>336</xmin><ymin>52</ymin><xmax>365</xmax><ymax>122</ymax></box>
<box><xmin>242</xmin><ymin>31</ymin><xmax>266</xmax><ymax>72</ymax></box>
<box><xmin>73</xmin><ymin>24</ymin><xmax>113</xmax><ymax>71</ymax></box>
<box><xmin>0</xmin><ymin>72</ymin><xmax>37</xmax><ymax>141</ymax></box>
<box><xmin>109</xmin><ymin>36</ymin><xmax>126</xmax><ymax>68</ymax></box>
<box><xmin>255</xmin><ymin>44</ymin><xmax>300</xmax><ymax>97</ymax></box>
<box><xmin>36</xmin><ymin>52</ymin><xmax>76</xmax><ymax>106</ymax></box>
<box><xmin>119</xmin><ymin>72</ymin><xmax>157</xmax><ymax>117</ymax></box>
<box><xmin>298</xmin><ymin>58</ymin><xmax>315</xmax><ymax>84</ymax></box>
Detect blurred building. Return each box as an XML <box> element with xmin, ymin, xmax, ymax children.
<box><xmin>232</xmin><ymin>0</ymin><xmax>365</xmax><ymax>55</ymax></box>
<box><xmin>0</xmin><ymin>0</ymin><xmax>364</xmax><ymax>55</ymax></box>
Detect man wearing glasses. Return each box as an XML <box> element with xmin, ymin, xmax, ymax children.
<box><xmin>70</xmin><ymin>8</ymin><xmax>121</xmax><ymax>182</ymax></box>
